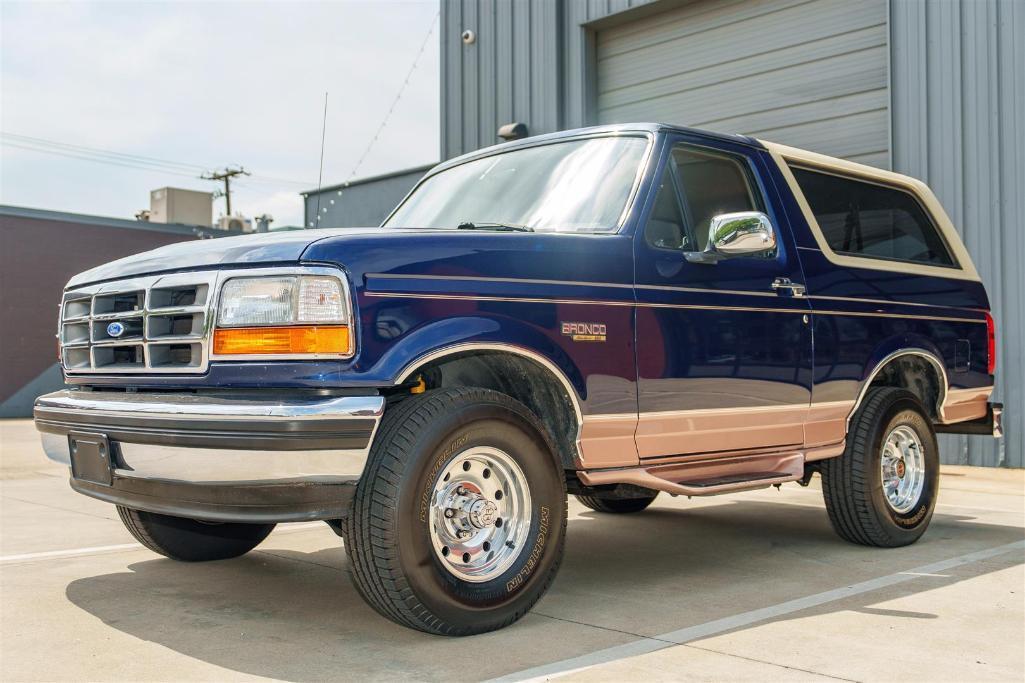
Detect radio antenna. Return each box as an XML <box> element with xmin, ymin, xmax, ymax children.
<box><xmin>314</xmin><ymin>92</ymin><xmax>328</xmax><ymax>228</ymax></box>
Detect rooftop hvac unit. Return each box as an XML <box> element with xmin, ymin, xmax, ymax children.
<box><xmin>149</xmin><ymin>187</ymin><xmax>213</xmax><ymax>226</ymax></box>
<box><xmin>217</xmin><ymin>215</ymin><xmax>253</xmax><ymax>232</ymax></box>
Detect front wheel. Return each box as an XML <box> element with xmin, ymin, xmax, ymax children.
<box><xmin>344</xmin><ymin>387</ymin><xmax>567</xmax><ymax>636</ymax></box>
<box><xmin>821</xmin><ymin>387</ymin><xmax>939</xmax><ymax>547</ymax></box>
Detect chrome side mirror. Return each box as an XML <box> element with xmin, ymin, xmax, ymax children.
<box><xmin>685</xmin><ymin>211</ymin><xmax>777</xmax><ymax>264</ymax></box>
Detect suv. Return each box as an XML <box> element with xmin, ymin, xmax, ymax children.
<box><xmin>35</xmin><ymin>123</ymin><xmax>1001</xmax><ymax>635</ymax></box>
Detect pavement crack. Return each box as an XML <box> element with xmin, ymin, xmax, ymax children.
<box><xmin>1</xmin><ymin>494</ymin><xmax>117</xmax><ymax>521</ymax></box>
<box><xmin>531</xmin><ymin>610</ymin><xmax>676</xmax><ymax>644</ymax></box>
<box><xmin>683</xmin><ymin>643</ymin><xmax>860</xmax><ymax>682</ymax></box>
<box><xmin>253</xmin><ymin>548</ymin><xmax>340</xmax><ymax>571</ymax></box>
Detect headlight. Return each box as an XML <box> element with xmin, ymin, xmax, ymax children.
<box><xmin>213</xmin><ymin>274</ymin><xmax>353</xmax><ymax>357</ymax></box>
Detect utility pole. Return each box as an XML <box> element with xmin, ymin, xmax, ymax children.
<box><xmin>201</xmin><ymin>166</ymin><xmax>250</xmax><ymax>216</ymax></box>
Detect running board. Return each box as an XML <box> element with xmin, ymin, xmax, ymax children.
<box><xmin>578</xmin><ymin>452</ymin><xmax>804</xmax><ymax>497</ymax></box>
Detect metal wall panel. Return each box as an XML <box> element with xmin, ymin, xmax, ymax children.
<box><xmin>891</xmin><ymin>0</ymin><xmax>1025</xmax><ymax>467</ymax></box>
<box><xmin>562</xmin><ymin>0</ymin><xmax>659</xmax><ymax>129</ymax></box>
<box><xmin>438</xmin><ymin>0</ymin><xmax>1022</xmax><ymax>466</ymax></box>
<box><xmin>594</xmin><ymin>0</ymin><xmax>890</xmax><ymax>167</ymax></box>
<box><xmin>303</xmin><ymin>165</ymin><xmax>431</xmax><ymax>229</ymax></box>
<box><xmin>440</xmin><ymin>0</ymin><xmax>562</xmax><ymax>159</ymax></box>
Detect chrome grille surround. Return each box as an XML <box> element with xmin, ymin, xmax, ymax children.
<box><xmin>58</xmin><ymin>265</ymin><xmax>351</xmax><ymax>375</ymax></box>
<box><xmin>60</xmin><ymin>271</ymin><xmax>217</xmax><ymax>374</ymax></box>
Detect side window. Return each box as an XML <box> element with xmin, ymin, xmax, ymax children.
<box><xmin>645</xmin><ymin>173</ymin><xmax>691</xmax><ymax>250</ymax></box>
<box><xmin>646</xmin><ymin>144</ymin><xmax>766</xmax><ymax>253</ymax></box>
<box><xmin>790</xmin><ymin>166</ymin><xmax>956</xmax><ymax>267</ymax></box>
<box><xmin>674</xmin><ymin>147</ymin><xmax>764</xmax><ymax>251</ymax></box>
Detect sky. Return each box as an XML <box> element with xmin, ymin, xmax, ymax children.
<box><xmin>0</xmin><ymin>0</ymin><xmax>440</xmax><ymax>227</ymax></box>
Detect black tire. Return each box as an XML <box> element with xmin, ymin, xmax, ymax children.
<box><xmin>576</xmin><ymin>493</ymin><xmax>657</xmax><ymax>514</ymax></box>
<box><xmin>117</xmin><ymin>507</ymin><xmax>275</xmax><ymax>561</ymax></box>
<box><xmin>821</xmin><ymin>387</ymin><xmax>939</xmax><ymax>547</ymax></box>
<box><xmin>344</xmin><ymin>387</ymin><xmax>567</xmax><ymax>636</ymax></box>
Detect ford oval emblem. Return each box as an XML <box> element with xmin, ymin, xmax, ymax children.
<box><xmin>106</xmin><ymin>322</ymin><xmax>126</xmax><ymax>338</ymax></box>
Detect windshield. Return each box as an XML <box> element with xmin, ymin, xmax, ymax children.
<box><xmin>383</xmin><ymin>136</ymin><xmax>650</xmax><ymax>233</ymax></box>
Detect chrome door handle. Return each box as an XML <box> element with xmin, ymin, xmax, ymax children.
<box><xmin>771</xmin><ymin>277</ymin><xmax>806</xmax><ymax>297</ymax></box>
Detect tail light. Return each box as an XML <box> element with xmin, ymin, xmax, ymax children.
<box><xmin>985</xmin><ymin>312</ymin><xmax>996</xmax><ymax>375</ymax></box>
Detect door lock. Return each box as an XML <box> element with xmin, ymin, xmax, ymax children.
<box><xmin>771</xmin><ymin>277</ymin><xmax>806</xmax><ymax>297</ymax></box>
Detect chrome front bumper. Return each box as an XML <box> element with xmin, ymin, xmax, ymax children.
<box><xmin>34</xmin><ymin>390</ymin><xmax>385</xmax><ymax>522</ymax></box>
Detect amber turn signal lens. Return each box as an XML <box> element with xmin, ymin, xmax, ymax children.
<box><xmin>213</xmin><ymin>325</ymin><xmax>350</xmax><ymax>355</ymax></box>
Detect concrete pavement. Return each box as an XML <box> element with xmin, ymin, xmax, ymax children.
<box><xmin>1</xmin><ymin>418</ymin><xmax>1022</xmax><ymax>681</ymax></box>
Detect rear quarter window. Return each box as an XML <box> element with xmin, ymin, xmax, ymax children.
<box><xmin>790</xmin><ymin>166</ymin><xmax>957</xmax><ymax>268</ymax></box>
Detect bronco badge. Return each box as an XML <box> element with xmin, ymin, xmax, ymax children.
<box><xmin>561</xmin><ymin>321</ymin><xmax>606</xmax><ymax>342</ymax></box>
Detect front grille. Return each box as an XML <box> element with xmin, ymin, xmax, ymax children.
<box><xmin>60</xmin><ymin>272</ymin><xmax>217</xmax><ymax>374</ymax></box>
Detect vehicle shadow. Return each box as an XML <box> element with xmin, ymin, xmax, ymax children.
<box><xmin>64</xmin><ymin>498</ymin><xmax>1024</xmax><ymax>681</ymax></box>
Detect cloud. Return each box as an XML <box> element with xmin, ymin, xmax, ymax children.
<box><xmin>0</xmin><ymin>0</ymin><xmax>440</xmax><ymax>225</ymax></box>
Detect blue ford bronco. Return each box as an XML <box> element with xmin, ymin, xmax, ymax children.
<box><xmin>35</xmin><ymin>123</ymin><xmax>1001</xmax><ymax>635</ymax></box>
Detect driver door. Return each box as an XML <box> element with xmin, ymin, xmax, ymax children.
<box><xmin>633</xmin><ymin>136</ymin><xmax>812</xmax><ymax>458</ymax></box>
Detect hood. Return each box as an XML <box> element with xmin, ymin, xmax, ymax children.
<box><xmin>66</xmin><ymin>227</ymin><xmax>386</xmax><ymax>287</ymax></box>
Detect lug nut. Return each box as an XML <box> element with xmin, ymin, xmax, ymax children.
<box><xmin>444</xmin><ymin>508</ymin><xmax>456</xmax><ymax>519</ymax></box>
<box><xmin>456</xmin><ymin>486</ymin><xmax>468</xmax><ymax>496</ymax></box>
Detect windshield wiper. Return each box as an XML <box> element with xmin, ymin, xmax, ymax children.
<box><xmin>456</xmin><ymin>221</ymin><xmax>534</xmax><ymax>232</ymax></box>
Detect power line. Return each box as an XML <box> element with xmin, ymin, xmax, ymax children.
<box><xmin>0</xmin><ymin>140</ymin><xmax>202</xmax><ymax>179</ymax></box>
<box><xmin>343</xmin><ymin>10</ymin><xmax>439</xmax><ymax>184</ymax></box>
<box><xmin>0</xmin><ymin>131</ymin><xmax>315</xmax><ymax>187</ymax></box>
<box><xmin>1</xmin><ymin>132</ymin><xmax>207</xmax><ymax>172</ymax></box>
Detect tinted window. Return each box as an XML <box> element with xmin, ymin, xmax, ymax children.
<box><xmin>791</xmin><ymin>166</ymin><xmax>956</xmax><ymax>267</ymax></box>
<box><xmin>645</xmin><ymin>175</ymin><xmax>690</xmax><ymax>250</ymax></box>
<box><xmin>645</xmin><ymin>145</ymin><xmax>766</xmax><ymax>252</ymax></box>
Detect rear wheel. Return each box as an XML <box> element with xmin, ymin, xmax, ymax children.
<box><xmin>117</xmin><ymin>507</ymin><xmax>275</xmax><ymax>561</ymax></box>
<box><xmin>344</xmin><ymin>387</ymin><xmax>567</xmax><ymax>636</ymax></box>
<box><xmin>576</xmin><ymin>492</ymin><xmax>658</xmax><ymax>514</ymax></box>
<box><xmin>821</xmin><ymin>387</ymin><xmax>939</xmax><ymax>547</ymax></box>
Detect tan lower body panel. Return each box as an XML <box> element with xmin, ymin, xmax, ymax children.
<box><xmin>942</xmin><ymin>387</ymin><xmax>992</xmax><ymax>424</ymax></box>
<box><xmin>634</xmin><ymin>404</ymin><xmax>807</xmax><ymax>459</ymax></box>
<box><xmin>578</xmin><ymin>402</ymin><xmax>851</xmax><ymax>469</ymax></box>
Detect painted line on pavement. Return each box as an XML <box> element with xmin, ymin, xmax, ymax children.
<box><xmin>766</xmin><ymin>497</ymin><xmax>1024</xmax><ymax>516</ymax></box>
<box><xmin>0</xmin><ymin>543</ymin><xmax>140</xmax><ymax>563</ymax></box>
<box><xmin>0</xmin><ymin>521</ymin><xmax>327</xmax><ymax>564</ymax></box>
<box><xmin>488</xmin><ymin>540</ymin><xmax>1025</xmax><ymax>682</ymax></box>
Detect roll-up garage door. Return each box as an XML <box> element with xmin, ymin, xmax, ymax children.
<box><xmin>596</xmin><ymin>0</ymin><xmax>889</xmax><ymax>168</ymax></box>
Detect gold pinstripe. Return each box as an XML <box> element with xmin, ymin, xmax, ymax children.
<box><xmin>361</xmin><ymin>291</ymin><xmax>986</xmax><ymax>324</ymax></box>
<box><xmin>366</xmin><ymin>274</ymin><xmax>986</xmax><ymax>312</ymax></box>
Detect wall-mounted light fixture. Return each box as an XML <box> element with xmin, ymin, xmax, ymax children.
<box><xmin>498</xmin><ymin>122</ymin><xmax>528</xmax><ymax>141</ymax></box>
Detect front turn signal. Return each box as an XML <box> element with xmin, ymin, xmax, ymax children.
<box><xmin>213</xmin><ymin>325</ymin><xmax>350</xmax><ymax>356</ymax></box>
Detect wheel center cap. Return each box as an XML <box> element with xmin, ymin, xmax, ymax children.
<box><xmin>895</xmin><ymin>460</ymin><xmax>906</xmax><ymax>478</ymax></box>
<box><xmin>468</xmin><ymin>499</ymin><xmax>499</xmax><ymax>529</ymax></box>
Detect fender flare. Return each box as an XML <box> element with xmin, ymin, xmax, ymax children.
<box><xmin>847</xmin><ymin>347</ymin><xmax>949</xmax><ymax>428</ymax></box>
<box><xmin>395</xmin><ymin>341</ymin><xmax>584</xmax><ymax>429</ymax></box>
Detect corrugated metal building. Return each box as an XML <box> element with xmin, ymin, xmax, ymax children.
<box><xmin>306</xmin><ymin>0</ymin><xmax>1025</xmax><ymax>466</ymax></box>
<box><xmin>302</xmin><ymin>164</ymin><xmax>434</xmax><ymax>228</ymax></box>
<box><xmin>435</xmin><ymin>0</ymin><xmax>1022</xmax><ymax>467</ymax></box>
